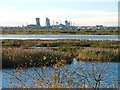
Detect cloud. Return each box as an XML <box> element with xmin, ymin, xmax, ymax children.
<box><xmin>0</xmin><ymin>8</ymin><xmax>117</xmax><ymax>26</ymax></box>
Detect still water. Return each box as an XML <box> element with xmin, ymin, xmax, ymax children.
<box><xmin>0</xmin><ymin>35</ymin><xmax>119</xmax><ymax>40</ymax></box>
<box><xmin>2</xmin><ymin>59</ymin><xmax>118</xmax><ymax>88</ymax></box>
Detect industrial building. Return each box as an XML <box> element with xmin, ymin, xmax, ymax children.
<box><xmin>2</xmin><ymin>17</ymin><xmax>115</xmax><ymax>30</ymax></box>
<box><xmin>36</xmin><ymin>18</ymin><xmax>40</xmax><ymax>27</ymax></box>
<box><xmin>45</xmin><ymin>18</ymin><xmax>51</xmax><ymax>28</ymax></box>
<box><xmin>26</xmin><ymin>17</ymin><xmax>75</xmax><ymax>29</ymax></box>
<box><xmin>65</xmin><ymin>20</ymin><xmax>70</xmax><ymax>28</ymax></box>
<box><xmin>27</xmin><ymin>18</ymin><xmax>41</xmax><ymax>28</ymax></box>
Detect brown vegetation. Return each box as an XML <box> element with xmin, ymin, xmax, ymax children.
<box><xmin>2</xmin><ymin>47</ymin><xmax>73</xmax><ymax>68</ymax></box>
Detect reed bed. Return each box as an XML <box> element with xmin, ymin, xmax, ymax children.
<box><xmin>2</xmin><ymin>47</ymin><xmax>73</xmax><ymax>68</ymax></box>
<box><xmin>2</xmin><ymin>39</ymin><xmax>119</xmax><ymax>68</ymax></box>
<box><xmin>75</xmin><ymin>48</ymin><xmax>119</xmax><ymax>62</ymax></box>
<box><xmin>2</xmin><ymin>28</ymin><xmax>119</xmax><ymax>35</ymax></box>
<box><xmin>2</xmin><ymin>39</ymin><xmax>120</xmax><ymax>49</ymax></box>
<box><xmin>1</xmin><ymin>39</ymin><xmax>119</xmax><ymax>88</ymax></box>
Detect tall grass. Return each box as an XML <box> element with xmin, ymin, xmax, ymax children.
<box><xmin>2</xmin><ymin>28</ymin><xmax>119</xmax><ymax>35</ymax></box>
<box><xmin>2</xmin><ymin>39</ymin><xmax>119</xmax><ymax>69</ymax></box>
<box><xmin>75</xmin><ymin>48</ymin><xmax>119</xmax><ymax>62</ymax></box>
<box><xmin>2</xmin><ymin>47</ymin><xmax>73</xmax><ymax>68</ymax></box>
<box><xmin>2</xmin><ymin>39</ymin><xmax>120</xmax><ymax>49</ymax></box>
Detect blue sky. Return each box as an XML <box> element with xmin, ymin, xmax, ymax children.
<box><xmin>0</xmin><ymin>0</ymin><xmax>119</xmax><ymax>26</ymax></box>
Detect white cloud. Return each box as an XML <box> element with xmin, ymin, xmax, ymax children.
<box><xmin>0</xmin><ymin>8</ymin><xmax>117</xmax><ymax>26</ymax></box>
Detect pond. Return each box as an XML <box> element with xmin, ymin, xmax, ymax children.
<box><xmin>0</xmin><ymin>35</ymin><xmax>119</xmax><ymax>40</ymax></box>
<box><xmin>1</xmin><ymin>59</ymin><xmax>119</xmax><ymax>88</ymax></box>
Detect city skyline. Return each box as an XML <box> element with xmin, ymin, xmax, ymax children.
<box><xmin>0</xmin><ymin>0</ymin><xmax>119</xmax><ymax>26</ymax></box>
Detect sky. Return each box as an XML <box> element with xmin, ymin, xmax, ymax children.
<box><xmin>0</xmin><ymin>0</ymin><xmax>119</xmax><ymax>26</ymax></box>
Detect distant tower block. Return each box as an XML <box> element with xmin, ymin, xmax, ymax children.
<box><xmin>36</xmin><ymin>18</ymin><xmax>40</xmax><ymax>27</ymax></box>
<box><xmin>46</xmin><ymin>18</ymin><xmax>50</xmax><ymax>28</ymax></box>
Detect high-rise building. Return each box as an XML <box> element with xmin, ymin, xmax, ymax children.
<box><xmin>36</xmin><ymin>18</ymin><xmax>40</xmax><ymax>27</ymax></box>
<box><xmin>46</xmin><ymin>18</ymin><xmax>50</xmax><ymax>28</ymax></box>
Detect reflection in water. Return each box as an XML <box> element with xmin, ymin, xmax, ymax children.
<box><xmin>2</xmin><ymin>59</ymin><xmax>118</xmax><ymax>88</ymax></box>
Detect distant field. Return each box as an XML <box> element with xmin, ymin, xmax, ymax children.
<box><xmin>1</xmin><ymin>28</ymin><xmax>119</xmax><ymax>35</ymax></box>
